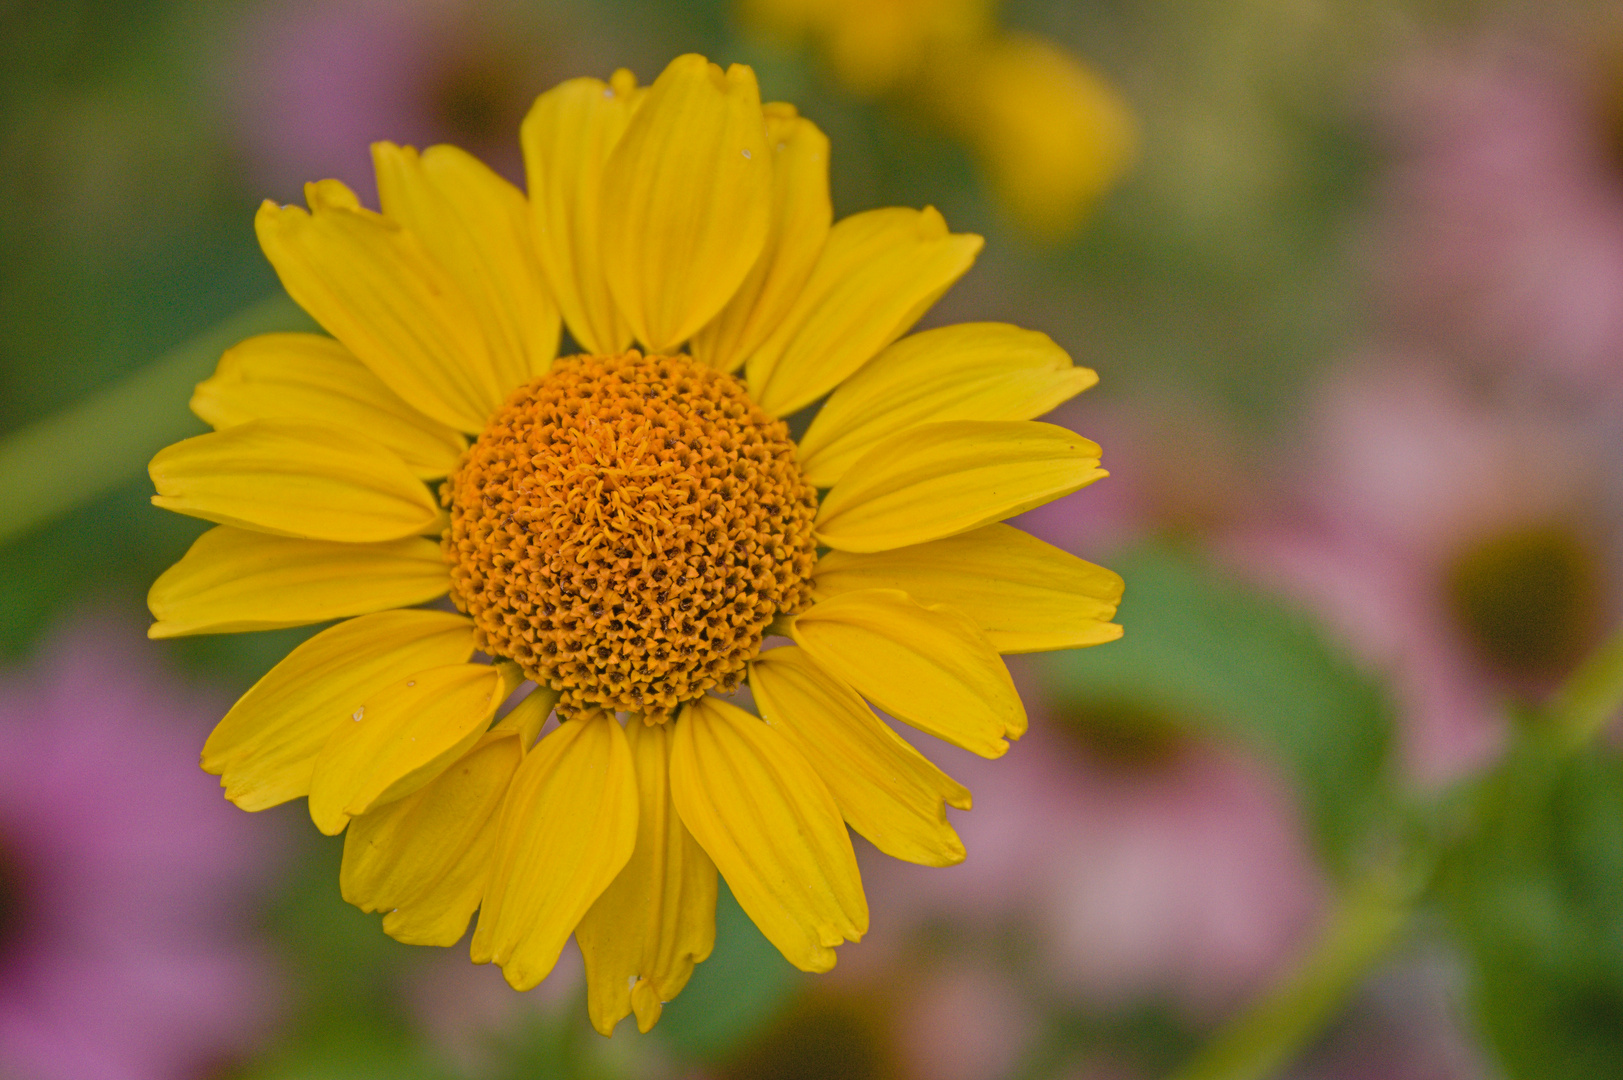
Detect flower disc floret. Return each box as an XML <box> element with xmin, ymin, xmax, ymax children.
<box><xmin>444</xmin><ymin>351</ymin><xmax>818</xmax><ymax>721</ymax></box>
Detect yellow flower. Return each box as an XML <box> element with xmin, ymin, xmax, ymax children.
<box><xmin>742</xmin><ymin>0</ymin><xmax>1136</xmax><ymax>241</ymax></box>
<box><xmin>147</xmin><ymin>53</ymin><xmax>1123</xmax><ymax>1035</ymax></box>
<box><xmin>742</xmin><ymin>0</ymin><xmax>993</xmax><ymax>96</ymax></box>
<box><xmin>934</xmin><ymin>33</ymin><xmax>1138</xmax><ymax>242</ymax></box>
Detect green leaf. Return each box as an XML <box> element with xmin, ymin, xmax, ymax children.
<box><xmin>656</xmin><ymin>880</ymin><xmax>805</xmax><ymax>1061</ymax></box>
<box><xmin>1441</xmin><ymin>746</ymin><xmax>1623</xmax><ymax>1080</ymax></box>
<box><xmin>1035</xmin><ymin>543</ymin><xmax>1394</xmax><ymax>866</ymax></box>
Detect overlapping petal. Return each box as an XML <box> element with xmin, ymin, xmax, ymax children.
<box><xmin>201</xmin><ymin>610</ymin><xmax>475</xmax><ymax>811</ymax></box>
<box><xmin>669</xmin><ymin>696</ymin><xmax>867</xmax><ymax>973</ymax></box>
<box><xmin>789</xmin><ymin>588</ymin><xmax>1024</xmax><ymax>757</ymax></box>
<box><xmin>577</xmin><ymin>720</ymin><xmax>718</xmax><ymax>1035</ymax></box>
<box><xmin>750</xmin><ymin>646</ymin><xmax>970</xmax><ymax>866</ymax></box>
<box><xmin>190</xmin><ymin>332</ymin><xmax>465</xmax><ymax>479</ymax></box>
<box><xmin>308</xmin><ymin>662</ymin><xmax>509</xmax><ymax>835</ymax></box>
<box><xmin>745</xmin><ymin>206</ymin><xmax>983</xmax><ymax>417</ymax></box>
<box><xmin>521</xmin><ymin>70</ymin><xmax>643</xmax><ymax>355</ymax></box>
<box><xmin>147</xmin><ymin>526</ymin><xmax>447</xmax><ymax>638</ymax></box>
<box><xmin>814</xmin><ymin>523</ymin><xmax>1124</xmax><ymax>652</ymax></box>
<box><xmin>815</xmin><ymin>420</ymin><xmax>1105</xmax><ymax>552</ymax></box>
<box><xmin>689</xmin><ymin>103</ymin><xmax>832</xmax><ymax>373</ymax></box>
<box><xmin>149</xmin><ymin>420</ymin><xmax>443</xmax><ymax>542</ymax></box>
<box><xmin>796</xmin><ymin>322</ymin><xmax>1096</xmax><ymax>487</ymax></box>
<box><xmin>600</xmin><ymin>54</ymin><xmax>772</xmax><ymax>353</ymax></box>
<box><xmin>373</xmin><ymin>142</ymin><xmax>561</xmax><ymax>390</ymax></box>
<box><xmin>341</xmin><ymin>727</ymin><xmax>523</xmax><ymax>946</ymax></box>
<box><xmin>255</xmin><ymin>183</ymin><xmax>507</xmax><ymax>430</ymax></box>
<box><xmin>472</xmin><ymin>714</ymin><xmax>639</xmax><ymax>990</ymax></box>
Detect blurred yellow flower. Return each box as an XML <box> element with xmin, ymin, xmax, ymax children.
<box><xmin>742</xmin><ymin>0</ymin><xmax>1136</xmax><ymax>240</ymax></box>
<box><xmin>146</xmin><ymin>53</ymin><xmax>1122</xmax><ymax>1034</ymax></box>
<box><xmin>937</xmin><ymin>33</ymin><xmax>1138</xmax><ymax>241</ymax></box>
<box><xmin>743</xmin><ymin>0</ymin><xmax>992</xmax><ymax>95</ymax></box>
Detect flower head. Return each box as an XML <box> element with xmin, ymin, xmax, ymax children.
<box><xmin>148</xmin><ymin>53</ymin><xmax>1121</xmax><ymax>1035</ymax></box>
<box><xmin>1227</xmin><ymin>358</ymin><xmax>1619</xmax><ymax>782</ymax></box>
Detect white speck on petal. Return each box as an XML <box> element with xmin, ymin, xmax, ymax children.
<box><xmin>352</xmin><ymin>708</ymin><xmax>364</xmax><ymax>722</ymax></box>
<box><xmin>741</xmin><ymin>148</ymin><xmax>751</xmax><ymax>159</ymax></box>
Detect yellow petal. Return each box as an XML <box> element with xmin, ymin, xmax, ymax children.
<box><xmin>577</xmin><ymin>720</ymin><xmax>718</xmax><ymax>1035</ymax></box>
<box><xmin>796</xmin><ymin>322</ymin><xmax>1097</xmax><ymax>487</ymax></box>
<box><xmin>340</xmin><ymin>728</ymin><xmax>523</xmax><ymax>946</ymax></box>
<box><xmin>814</xmin><ymin>523</ymin><xmax>1124</xmax><ymax>653</ymax></box>
<box><xmin>688</xmin><ymin>103</ymin><xmax>831</xmax><ymax>373</ymax></box>
<box><xmin>521</xmin><ymin>70</ymin><xmax>643</xmax><ymax>355</ymax></box>
<box><xmin>255</xmin><ymin>190</ymin><xmax>502</xmax><ymax>431</ymax></box>
<box><xmin>147</xmin><ymin>526</ymin><xmax>448</xmax><ymax>639</ymax></box>
<box><xmin>745</xmin><ymin>207</ymin><xmax>982</xmax><ymax>417</ymax></box>
<box><xmin>373</xmin><ymin>142</ymin><xmax>559</xmax><ymax>389</ymax></box>
<box><xmin>788</xmin><ymin>588</ymin><xmax>1024</xmax><ymax>757</ymax></box>
<box><xmin>491</xmin><ymin>684</ymin><xmax>562</xmax><ymax>747</ymax></box>
<box><xmin>669</xmin><ymin>696</ymin><xmax>867</xmax><ymax>973</ymax></box>
<box><xmin>201</xmin><ymin>610</ymin><xmax>475</xmax><ymax>811</ymax></box>
<box><xmin>750</xmin><ymin>646</ymin><xmax>970</xmax><ymax>867</ymax></box>
<box><xmin>191</xmin><ymin>333</ymin><xmax>465</xmax><ymax>480</ymax></box>
<box><xmin>471</xmin><ymin>714</ymin><xmax>638</xmax><ymax>990</ymax></box>
<box><xmin>814</xmin><ymin>420</ymin><xmax>1105</xmax><ymax>553</ymax></box>
<box><xmin>600</xmin><ymin>54</ymin><xmax>772</xmax><ymax>353</ymax></box>
<box><xmin>308</xmin><ymin>662</ymin><xmax>506</xmax><ymax>835</ymax></box>
<box><xmin>150</xmin><ymin>419</ymin><xmax>442</xmax><ymax>543</ymax></box>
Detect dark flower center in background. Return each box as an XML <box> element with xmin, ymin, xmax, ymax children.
<box><xmin>1058</xmin><ymin>699</ymin><xmax>1189</xmax><ymax>771</ymax></box>
<box><xmin>1445</xmin><ymin>522</ymin><xmax>1608</xmax><ymax>684</ymax></box>
<box><xmin>0</xmin><ymin>829</ymin><xmax>30</xmax><ymax>962</ymax></box>
<box><xmin>1593</xmin><ymin>39</ymin><xmax>1623</xmax><ymax>181</ymax></box>
<box><xmin>719</xmin><ymin>990</ymin><xmax>900</xmax><ymax>1080</ymax></box>
<box><xmin>426</xmin><ymin>44</ymin><xmax>530</xmax><ymax>155</ymax></box>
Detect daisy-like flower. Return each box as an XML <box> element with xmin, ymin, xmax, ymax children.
<box><xmin>146</xmin><ymin>53</ymin><xmax>1122</xmax><ymax>1035</ymax></box>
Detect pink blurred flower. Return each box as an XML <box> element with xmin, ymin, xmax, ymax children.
<box><xmin>1370</xmin><ymin>31</ymin><xmax>1623</xmax><ymax>404</ymax></box>
<box><xmin>0</xmin><ymin>614</ymin><xmax>285</xmax><ymax>1080</ymax></box>
<box><xmin>1016</xmin><ymin>395</ymin><xmax>1255</xmax><ymax>561</ymax></box>
<box><xmin>862</xmin><ymin>698</ymin><xmax>1326</xmax><ymax>1024</ymax></box>
<box><xmin>1226</xmin><ymin>358</ymin><xmax>1620</xmax><ymax>783</ymax></box>
<box><xmin>222</xmin><ymin>0</ymin><xmax>587</xmax><ymax>202</ymax></box>
<box><xmin>402</xmin><ymin>938</ymin><xmax>583</xmax><ymax>1076</ymax></box>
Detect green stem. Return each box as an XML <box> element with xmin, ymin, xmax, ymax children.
<box><xmin>1167</xmin><ymin>865</ymin><xmax>1415</xmax><ymax>1080</ymax></box>
<box><xmin>0</xmin><ymin>295</ymin><xmax>311</xmax><ymax>546</ymax></box>
<box><xmin>1543</xmin><ymin>620</ymin><xmax>1623</xmax><ymax>753</ymax></box>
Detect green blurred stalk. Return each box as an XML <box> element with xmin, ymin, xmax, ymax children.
<box><xmin>1168</xmin><ymin>866</ymin><xmax>1415</xmax><ymax>1080</ymax></box>
<box><xmin>0</xmin><ymin>295</ymin><xmax>311</xmax><ymax>547</ymax></box>
<box><xmin>1171</xmin><ymin>616</ymin><xmax>1623</xmax><ymax>1080</ymax></box>
<box><xmin>1544</xmin><ymin>620</ymin><xmax>1623</xmax><ymax>753</ymax></box>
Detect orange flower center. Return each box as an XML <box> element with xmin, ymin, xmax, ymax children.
<box><xmin>444</xmin><ymin>351</ymin><xmax>818</xmax><ymax>722</ymax></box>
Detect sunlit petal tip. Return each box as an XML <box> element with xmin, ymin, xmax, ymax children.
<box><xmin>521</xmin><ymin>73</ymin><xmax>642</xmax><ymax>356</ymax></box>
<box><xmin>812</xmin><ymin>523</ymin><xmax>1125</xmax><ymax>654</ymax></box>
<box><xmin>148</xmin><ymin>420</ymin><xmax>443</xmax><ymax>543</ymax></box>
<box><xmin>200</xmin><ymin>611</ymin><xmax>475</xmax><ymax>812</ymax></box>
<box><xmin>748</xmin><ymin>646</ymin><xmax>973</xmax><ymax>867</ymax></box>
<box><xmin>796</xmin><ymin>322</ymin><xmax>1099</xmax><ymax>487</ymax></box>
<box><xmin>814</xmin><ymin>420</ymin><xmax>1105</xmax><ymax>553</ymax></box>
<box><xmin>307</xmin><ymin>662</ymin><xmax>506</xmax><ymax>836</ymax></box>
<box><xmin>473</xmin><ymin>714</ymin><xmax>638</xmax><ymax>991</ymax></box>
<box><xmin>601</xmin><ymin>51</ymin><xmax>772</xmax><ymax>353</ymax></box>
<box><xmin>670</xmin><ymin>696</ymin><xmax>866</xmax><ymax>973</ymax></box>
<box><xmin>745</xmin><ymin>207</ymin><xmax>984</xmax><ymax>417</ymax></box>
<box><xmin>789</xmin><ymin>589</ymin><xmax>1022</xmax><ymax>758</ymax></box>
<box><xmin>146</xmin><ymin>526</ymin><xmax>448</xmax><ymax>639</ymax></box>
<box><xmin>254</xmin><ymin>180</ymin><xmax>503</xmax><ymax>432</ymax></box>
